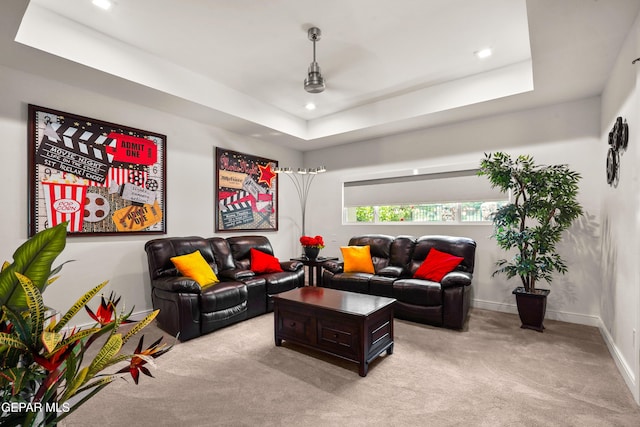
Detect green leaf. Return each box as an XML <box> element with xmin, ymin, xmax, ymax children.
<box><xmin>47</xmin><ymin>328</ymin><xmax>101</xmax><ymax>357</ymax></box>
<box><xmin>87</xmin><ymin>333</ymin><xmax>123</xmax><ymax>377</ymax></box>
<box><xmin>15</xmin><ymin>273</ymin><xmax>45</xmax><ymax>347</ymax></box>
<box><xmin>0</xmin><ymin>222</ymin><xmax>68</xmax><ymax>310</ymax></box>
<box><xmin>122</xmin><ymin>310</ymin><xmax>159</xmax><ymax>344</ymax></box>
<box><xmin>0</xmin><ymin>332</ymin><xmax>28</xmax><ymax>350</ymax></box>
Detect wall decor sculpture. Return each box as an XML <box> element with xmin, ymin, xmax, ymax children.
<box><xmin>606</xmin><ymin>116</ymin><xmax>629</xmax><ymax>187</ymax></box>
<box><xmin>215</xmin><ymin>147</ymin><xmax>278</xmax><ymax>232</ymax></box>
<box><xmin>28</xmin><ymin>105</ymin><xmax>166</xmax><ymax>236</ymax></box>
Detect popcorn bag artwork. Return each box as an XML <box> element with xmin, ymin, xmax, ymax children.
<box><xmin>28</xmin><ymin>105</ymin><xmax>166</xmax><ymax>236</ymax></box>
<box><xmin>40</xmin><ymin>180</ymin><xmax>88</xmax><ymax>232</ymax></box>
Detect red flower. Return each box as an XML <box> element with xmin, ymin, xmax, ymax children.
<box><xmin>300</xmin><ymin>235</ymin><xmax>325</xmax><ymax>248</ymax></box>
<box><xmin>117</xmin><ymin>335</ymin><xmax>171</xmax><ymax>384</ymax></box>
<box><xmin>85</xmin><ymin>292</ymin><xmax>122</xmax><ymax>325</ymax></box>
<box><xmin>33</xmin><ymin>343</ymin><xmax>76</xmax><ymax>372</ymax></box>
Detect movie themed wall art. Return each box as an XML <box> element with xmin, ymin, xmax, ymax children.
<box><xmin>215</xmin><ymin>147</ymin><xmax>278</xmax><ymax>232</ymax></box>
<box><xmin>28</xmin><ymin>105</ymin><xmax>166</xmax><ymax>236</ymax></box>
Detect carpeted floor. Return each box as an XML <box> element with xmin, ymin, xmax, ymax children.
<box><xmin>61</xmin><ymin>308</ymin><xmax>640</xmax><ymax>427</ymax></box>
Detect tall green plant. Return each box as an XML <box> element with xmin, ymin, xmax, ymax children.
<box><xmin>478</xmin><ymin>152</ymin><xmax>583</xmax><ymax>292</ymax></box>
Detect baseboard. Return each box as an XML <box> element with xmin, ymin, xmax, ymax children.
<box><xmin>472</xmin><ymin>298</ymin><xmax>639</xmax><ymax>405</ymax></box>
<box><xmin>597</xmin><ymin>319</ymin><xmax>639</xmax><ymax>405</ymax></box>
<box><xmin>471</xmin><ymin>298</ymin><xmax>600</xmax><ymax>327</ymax></box>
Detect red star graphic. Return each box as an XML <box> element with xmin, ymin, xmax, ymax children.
<box><xmin>258</xmin><ymin>163</ymin><xmax>276</xmax><ymax>188</ymax></box>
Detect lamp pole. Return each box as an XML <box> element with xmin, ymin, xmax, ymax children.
<box><xmin>275</xmin><ymin>166</ymin><xmax>326</xmax><ymax>236</ymax></box>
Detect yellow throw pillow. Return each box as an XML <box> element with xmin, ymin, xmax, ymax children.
<box><xmin>341</xmin><ymin>245</ymin><xmax>375</xmax><ymax>274</ymax></box>
<box><xmin>170</xmin><ymin>250</ymin><xmax>219</xmax><ymax>288</ymax></box>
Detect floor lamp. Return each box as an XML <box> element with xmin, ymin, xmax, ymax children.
<box><xmin>274</xmin><ymin>166</ymin><xmax>326</xmax><ymax>236</ymax></box>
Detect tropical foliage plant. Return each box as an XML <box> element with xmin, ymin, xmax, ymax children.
<box><xmin>478</xmin><ymin>152</ymin><xmax>583</xmax><ymax>293</ymax></box>
<box><xmin>0</xmin><ymin>222</ymin><xmax>172</xmax><ymax>426</ymax></box>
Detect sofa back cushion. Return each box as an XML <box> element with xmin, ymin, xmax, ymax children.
<box><xmin>409</xmin><ymin>235</ymin><xmax>476</xmax><ymax>277</ymax></box>
<box><xmin>389</xmin><ymin>235</ymin><xmax>416</xmax><ymax>268</ymax></box>
<box><xmin>227</xmin><ymin>236</ymin><xmax>274</xmax><ymax>270</ymax></box>
<box><xmin>348</xmin><ymin>235</ymin><xmax>394</xmax><ymax>272</ymax></box>
<box><xmin>206</xmin><ymin>237</ymin><xmax>236</xmax><ymax>272</ymax></box>
<box><xmin>145</xmin><ymin>237</ymin><xmax>217</xmax><ymax>280</ymax></box>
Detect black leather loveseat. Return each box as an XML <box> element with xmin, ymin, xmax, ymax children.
<box><xmin>321</xmin><ymin>234</ymin><xmax>476</xmax><ymax>329</ymax></box>
<box><xmin>145</xmin><ymin>236</ymin><xmax>304</xmax><ymax>341</ymax></box>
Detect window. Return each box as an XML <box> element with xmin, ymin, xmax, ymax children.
<box><xmin>343</xmin><ymin>168</ymin><xmax>508</xmax><ymax>225</ymax></box>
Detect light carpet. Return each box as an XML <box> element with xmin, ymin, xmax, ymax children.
<box><xmin>61</xmin><ymin>308</ymin><xmax>640</xmax><ymax>427</ymax></box>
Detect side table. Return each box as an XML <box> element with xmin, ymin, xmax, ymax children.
<box><xmin>290</xmin><ymin>256</ymin><xmax>338</xmax><ymax>287</ymax></box>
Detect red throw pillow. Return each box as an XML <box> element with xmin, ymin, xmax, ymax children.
<box><xmin>250</xmin><ymin>248</ymin><xmax>283</xmax><ymax>273</ymax></box>
<box><xmin>413</xmin><ymin>248</ymin><xmax>464</xmax><ymax>282</ymax></box>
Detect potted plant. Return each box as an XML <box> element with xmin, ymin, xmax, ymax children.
<box><xmin>478</xmin><ymin>152</ymin><xmax>583</xmax><ymax>331</ymax></box>
<box><xmin>0</xmin><ymin>223</ymin><xmax>173</xmax><ymax>426</ymax></box>
<box><xmin>299</xmin><ymin>235</ymin><xmax>325</xmax><ymax>260</ymax></box>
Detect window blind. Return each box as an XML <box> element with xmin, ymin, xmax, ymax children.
<box><xmin>343</xmin><ymin>169</ymin><xmax>506</xmax><ymax>207</ymax></box>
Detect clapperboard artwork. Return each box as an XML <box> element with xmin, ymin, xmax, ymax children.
<box><xmin>28</xmin><ymin>105</ymin><xmax>167</xmax><ymax>236</ymax></box>
<box><xmin>215</xmin><ymin>148</ymin><xmax>278</xmax><ymax>232</ymax></box>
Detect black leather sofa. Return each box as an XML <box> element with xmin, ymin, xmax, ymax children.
<box><xmin>321</xmin><ymin>234</ymin><xmax>476</xmax><ymax>329</ymax></box>
<box><xmin>145</xmin><ymin>236</ymin><xmax>304</xmax><ymax>341</ymax></box>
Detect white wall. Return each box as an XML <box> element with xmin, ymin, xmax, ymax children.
<box><xmin>304</xmin><ymin>97</ymin><xmax>603</xmax><ymax>326</ymax></box>
<box><xmin>0</xmin><ymin>65</ymin><xmax>303</xmax><ymax>324</ymax></box>
<box><xmin>599</xmin><ymin>11</ymin><xmax>640</xmax><ymax>404</ymax></box>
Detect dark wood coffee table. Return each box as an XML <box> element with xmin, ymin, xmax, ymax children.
<box><xmin>273</xmin><ymin>287</ymin><xmax>395</xmax><ymax>376</ymax></box>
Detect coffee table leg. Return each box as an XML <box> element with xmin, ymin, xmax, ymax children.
<box><xmin>359</xmin><ymin>361</ymin><xmax>368</xmax><ymax>377</ymax></box>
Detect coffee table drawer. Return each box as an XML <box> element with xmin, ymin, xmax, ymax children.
<box><xmin>317</xmin><ymin>319</ymin><xmax>359</xmax><ymax>360</ymax></box>
<box><xmin>277</xmin><ymin>309</ymin><xmax>314</xmax><ymax>344</ymax></box>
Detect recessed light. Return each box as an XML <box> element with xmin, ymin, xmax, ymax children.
<box><xmin>305</xmin><ymin>102</ymin><xmax>316</xmax><ymax>111</ymax></box>
<box><xmin>475</xmin><ymin>48</ymin><xmax>492</xmax><ymax>59</ymax></box>
<box><xmin>92</xmin><ymin>0</ymin><xmax>113</xmax><ymax>10</ymax></box>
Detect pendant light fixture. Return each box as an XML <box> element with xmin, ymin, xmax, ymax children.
<box><xmin>304</xmin><ymin>27</ymin><xmax>326</xmax><ymax>93</ymax></box>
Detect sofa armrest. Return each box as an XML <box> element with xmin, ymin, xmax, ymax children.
<box><xmin>323</xmin><ymin>260</ymin><xmax>343</xmax><ymax>274</ymax></box>
<box><xmin>440</xmin><ymin>271</ymin><xmax>472</xmax><ymax>288</ymax></box>
<box><xmin>151</xmin><ymin>277</ymin><xmax>201</xmax><ymax>294</ymax></box>
<box><xmin>377</xmin><ymin>265</ymin><xmax>403</xmax><ymax>278</ymax></box>
<box><xmin>219</xmin><ymin>269</ymin><xmax>255</xmax><ymax>281</ymax></box>
<box><xmin>280</xmin><ymin>260</ymin><xmax>303</xmax><ymax>272</ymax></box>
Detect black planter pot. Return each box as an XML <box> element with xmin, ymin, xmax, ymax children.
<box><xmin>512</xmin><ymin>287</ymin><xmax>550</xmax><ymax>332</ymax></box>
<box><xmin>303</xmin><ymin>246</ymin><xmax>320</xmax><ymax>260</ymax></box>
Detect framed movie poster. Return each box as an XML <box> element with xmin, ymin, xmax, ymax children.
<box><xmin>28</xmin><ymin>104</ymin><xmax>167</xmax><ymax>236</ymax></box>
<box><xmin>215</xmin><ymin>147</ymin><xmax>278</xmax><ymax>232</ymax></box>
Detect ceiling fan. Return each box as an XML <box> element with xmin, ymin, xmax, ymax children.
<box><xmin>304</xmin><ymin>27</ymin><xmax>325</xmax><ymax>93</ymax></box>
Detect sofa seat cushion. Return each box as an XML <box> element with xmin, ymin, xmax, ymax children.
<box><xmin>200</xmin><ymin>281</ymin><xmax>248</xmax><ymax>313</ymax></box>
<box><xmin>369</xmin><ymin>275</ymin><xmax>395</xmax><ymax>298</ymax></box>
<box><xmin>393</xmin><ymin>279</ymin><xmax>442</xmax><ymax>306</ymax></box>
<box><xmin>328</xmin><ymin>272</ymin><xmax>372</xmax><ymax>294</ymax></box>
<box><xmin>261</xmin><ymin>271</ymin><xmax>303</xmax><ymax>294</ymax></box>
